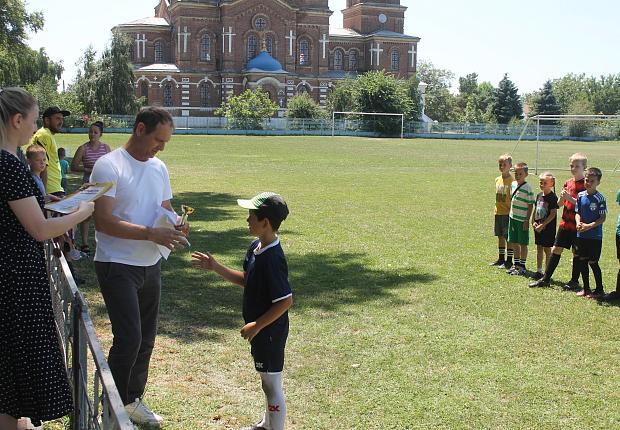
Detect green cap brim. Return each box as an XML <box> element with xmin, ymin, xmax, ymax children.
<box><xmin>237</xmin><ymin>198</ymin><xmax>258</xmax><ymax>209</ymax></box>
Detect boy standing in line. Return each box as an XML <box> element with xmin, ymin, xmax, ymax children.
<box><xmin>603</xmin><ymin>187</ymin><xmax>620</xmax><ymax>301</ymax></box>
<box><xmin>530</xmin><ymin>153</ymin><xmax>587</xmax><ymax>288</ymax></box>
<box><xmin>192</xmin><ymin>192</ymin><xmax>292</xmax><ymax>430</ymax></box>
<box><xmin>507</xmin><ymin>163</ymin><xmax>535</xmax><ymax>276</ymax></box>
<box><xmin>491</xmin><ymin>154</ymin><xmax>514</xmax><ymax>269</ymax></box>
<box><xmin>574</xmin><ymin>168</ymin><xmax>607</xmax><ymax>298</ymax></box>
<box><xmin>531</xmin><ymin>172</ymin><xmax>559</xmax><ymax>280</ymax></box>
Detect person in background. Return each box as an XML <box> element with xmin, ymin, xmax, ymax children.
<box><xmin>58</xmin><ymin>147</ymin><xmax>69</xmax><ymax>192</ymax></box>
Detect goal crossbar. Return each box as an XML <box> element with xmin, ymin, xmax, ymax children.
<box><xmin>332</xmin><ymin>111</ymin><xmax>405</xmax><ymax>138</ymax></box>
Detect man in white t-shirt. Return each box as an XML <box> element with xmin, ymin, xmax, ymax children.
<box><xmin>90</xmin><ymin>107</ymin><xmax>188</xmax><ymax>426</ymax></box>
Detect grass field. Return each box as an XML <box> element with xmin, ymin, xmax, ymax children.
<box><xmin>53</xmin><ymin>134</ymin><xmax>620</xmax><ymax>429</ymax></box>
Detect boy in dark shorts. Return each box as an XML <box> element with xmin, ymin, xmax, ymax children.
<box><xmin>192</xmin><ymin>192</ymin><xmax>292</xmax><ymax>430</ymax></box>
<box><xmin>531</xmin><ymin>172</ymin><xmax>559</xmax><ymax>280</ymax></box>
<box><xmin>491</xmin><ymin>154</ymin><xmax>514</xmax><ymax>268</ymax></box>
<box><xmin>603</xmin><ymin>187</ymin><xmax>620</xmax><ymax>301</ymax></box>
<box><xmin>530</xmin><ymin>153</ymin><xmax>587</xmax><ymax>288</ymax></box>
<box><xmin>574</xmin><ymin>168</ymin><xmax>607</xmax><ymax>298</ymax></box>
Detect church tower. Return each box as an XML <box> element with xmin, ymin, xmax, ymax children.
<box><xmin>342</xmin><ymin>0</ymin><xmax>407</xmax><ymax>34</ymax></box>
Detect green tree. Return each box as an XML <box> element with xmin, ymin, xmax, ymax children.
<box><xmin>492</xmin><ymin>74</ymin><xmax>522</xmax><ymax>124</ymax></box>
<box><xmin>416</xmin><ymin>61</ymin><xmax>456</xmax><ymax>122</ymax></box>
<box><xmin>405</xmin><ymin>77</ymin><xmax>422</xmax><ymax>121</ymax></box>
<box><xmin>0</xmin><ymin>0</ymin><xmax>44</xmax><ymax>50</ymax></box>
<box><xmin>588</xmin><ymin>74</ymin><xmax>620</xmax><ymax>115</ymax></box>
<box><xmin>552</xmin><ymin>74</ymin><xmax>588</xmax><ymax>114</ymax></box>
<box><xmin>215</xmin><ymin>88</ymin><xmax>277</xmax><ymax>129</ymax></box>
<box><xmin>565</xmin><ymin>97</ymin><xmax>595</xmax><ymax>137</ymax></box>
<box><xmin>530</xmin><ymin>80</ymin><xmax>561</xmax><ymax>123</ymax></box>
<box><xmin>325</xmin><ymin>78</ymin><xmax>356</xmax><ymax>114</ymax></box>
<box><xmin>285</xmin><ymin>93</ymin><xmax>325</xmax><ymax>119</ymax></box>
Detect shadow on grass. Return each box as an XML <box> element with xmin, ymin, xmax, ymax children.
<box><xmin>172</xmin><ymin>191</ymin><xmax>242</xmax><ymax>223</ymax></box>
<box><xmin>157</xmin><ymin>227</ymin><xmax>438</xmax><ymax>343</ymax></box>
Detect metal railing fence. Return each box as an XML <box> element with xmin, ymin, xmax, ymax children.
<box><xmin>46</xmin><ymin>240</ymin><xmax>134</xmax><ymax>430</ymax></box>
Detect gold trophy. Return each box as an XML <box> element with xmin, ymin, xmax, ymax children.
<box><xmin>179</xmin><ymin>205</ymin><xmax>195</xmax><ymax>226</ymax></box>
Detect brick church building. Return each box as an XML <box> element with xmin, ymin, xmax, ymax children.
<box><xmin>114</xmin><ymin>0</ymin><xmax>420</xmax><ymax>116</ymax></box>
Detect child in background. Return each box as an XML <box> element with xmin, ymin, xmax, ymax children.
<box><xmin>26</xmin><ymin>144</ymin><xmax>60</xmax><ymax>203</ymax></box>
<box><xmin>491</xmin><ymin>154</ymin><xmax>514</xmax><ymax>269</ymax></box>
<box><xmin>192</xmin><ymin>192</ymin><xmax>292</xmax><ymax>430</ymax></box>
<box><xmin>531</xmin><ymin>172</ymin><xmax>559</xmax><ymax>280</ymax></box>
<box><xmin>58</xmin><ymin>147</ymin><xmax>69</xmax><ymax>191</ymax></box>
<box><xmin>575</xmin><ymin>167</ymin><xmax>607</xmax><ymax>298</ymax></box>
<box><xmin>603</xmin><ymin>187</ymin><xmax>620</xmax><ymax>301</ymax></box>
<box><xmin>530</xmin><ymin>153</ymin><xmax>587</xmax><ymax>288</ymax></box>
<box><xmin>507</xmin><ymin>162</ymin><xmax>535</xmax><ymax>276</ymax></box>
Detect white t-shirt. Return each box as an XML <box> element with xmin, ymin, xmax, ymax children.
<box><xmin>90</xmin><ymin>147</ymin><xmax>173</xmax><ymax>266</ymax></box>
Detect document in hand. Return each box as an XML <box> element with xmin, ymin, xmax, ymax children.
<box><xmin>153</xmin><ymin>207</ymin><xmax>190</xmax><ymax>260</ymax></box>
<box><xmin>44</xmin><ymin>182</ymin><xmax>114</xmax><ymax>214</ymax></box>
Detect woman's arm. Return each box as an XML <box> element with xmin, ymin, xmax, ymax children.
<box><xmin>9</xmin><ymin>198</ymin><xmax>94</xmax><ymax>242</ymax></box>
<box><xmin>71</xmin><ymin>145</ymin><xmax>85</xmax><ymax>172</ymax></box>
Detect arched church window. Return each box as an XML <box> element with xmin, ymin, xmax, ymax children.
<box><xmin>200</xmin><ymin>35</ymin><xmax>211</xmax><ymax>61</ymax></box>
<box><xmin>247</xmin><ymin>34</ymin><xmax>258</xmax><ymax>60</ymax></box>
<box><xmin>349</xmin><ymin>50</ymin><xmax>358</xmax><ymax>71</ymax></box>
<box><xmin>334</xmin><ymin>49</ymin><xmax>344</xmax><ymax>70</ymax></box>
<box><xmin>154</xmin><ymin>41</ymin><xmax>163</xmax><ymax>63</ymax></box>
<box><xmin>200</xmin><ymin>83</ymin><xmax>209</xmax><ymax>108</ymax></box>
<box><xmin>265</xmin><ymin>36</ymin><xmax>273</xmax><ymax>55</ymax></box>
<box><xmin>163</xmin><ymin>83</ymin><xmax>173</xmax><ymax>107</ymax></box>
<box><xmin>299</xmin><ymin>39</ymin><xmax>309</xmax><ymax>65</ymax></box>
<box><xmin>391</xmin><ymin>49</ymin><xmax>400</xmax><ymax>71</ymax></box>
<box><xmin>140</xmin><ymin>81</ymin><xmax>149</xmax><ymax>105</ymax></box>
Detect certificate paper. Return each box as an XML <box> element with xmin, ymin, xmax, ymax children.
<box><xmin>44</xmin><ymin>182</ymin><xmax>114</xmax><ymax>214</ymax></box>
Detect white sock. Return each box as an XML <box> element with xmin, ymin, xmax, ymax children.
<box><xmin>258</xmin><ymin>372</ymin><xmax>286</xmax><ymax>430</ymax></box>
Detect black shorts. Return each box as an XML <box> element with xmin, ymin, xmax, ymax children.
<box><xmin>535</xmin><ymin>224</ymin><xmax>556</xmax><ymax>247</ymax></box>
<box><xmin>494</xmin><ymin>215</ymin><xmax>509</xmax><ymax>237</ymax></box>
<box><xmin>554</xmin><ymin>228</ymin><xmax>577</xmax><ymax>250</ymax></box>
<box><xmin>250</xmin><ymin>322</ymin><xmax>288</xmax><ymax>373</ymax></box>
<box><xmin>575</xmin><ymin>238</ymin><xmax>602</xmax><ymax>262</ymax></box>
<box><xmin>616</xmin><ymin>234</ymin><xmax>620</xmax><ymax>261</ymax></box>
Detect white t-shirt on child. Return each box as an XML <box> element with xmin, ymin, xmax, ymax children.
<box><xmin>90</xmin><ymin>147</ymin><xmax>173</xmax><ymax>266</ymax></box>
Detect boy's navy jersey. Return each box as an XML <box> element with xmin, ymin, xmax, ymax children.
<box><xmin>243</xmin><ymin>238</ymin><xmax>292</xmax><ymax>325</ymax></box>
<box><xmin>576</xmin><ymin>190</ymin><xmax>607</xmax><ymax>240</ymax></box>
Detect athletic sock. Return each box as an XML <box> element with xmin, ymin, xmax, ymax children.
<box><xmin>506</xmin><ymin>249</ymin><xmax>514</xmax><ymax>266</ymax></box>
<box><xmin>543</xmin><ymin>253</ymin><xmax>561</xmax><ymax>282</ymax></box>
<box><xmin>498</xmin><ymin>247</ymin><xmax>506</xmax><ymax>262</ymax></box>
<box><xmin>570</xmin><ymin>256</ymin><xmax>581</xmax><ymax>283</ymax></box>
<box><xmin>259</xmin><ymin>372</ymin><xmax>286</xmax><ymax>430</ymax></box>
<box><xmin>590</xmin><ymin>262</ymin><xmax>603</xmax><ymax>291</ymax></box>
<box><xmin>521</xmin><ymin>258</ymin><xmax>527</xmax><ymax>270</ymax></box>
<box><xmin>580</xmin><ymin>259</ymin><xmax>590</xmax><ymax>291</ymax></box>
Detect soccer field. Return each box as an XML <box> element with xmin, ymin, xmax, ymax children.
<box><xmin>59</xmin><ymin>135</ymin><xmax>620</xmax><ymax>429</ymax></box>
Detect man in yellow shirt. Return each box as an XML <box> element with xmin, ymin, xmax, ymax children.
<box><xmin>31</xmin><ymin>106</ymin><xmax>70</xmax><ymax>196</ymax></box>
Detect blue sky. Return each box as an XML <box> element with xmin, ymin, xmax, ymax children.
<box><xmin>26</xmin><ymin>0</ymin><xmax>620</xmax><ymax>94</ymax></box>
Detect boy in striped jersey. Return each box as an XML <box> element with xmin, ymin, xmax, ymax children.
<box><xmin>574</xmin><ymin>167</ymin><xmax>607</xmax><ymax>298</ymax></box>
<box><xmin>507</xmin><ymin>163</ymin><xmax>535</xmax><ymax>275</ymax></box>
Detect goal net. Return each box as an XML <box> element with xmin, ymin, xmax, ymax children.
<box><xmin>331</xmin><ymin>111</ymin><xmax>405</xmax><ymax>138</ymax></box>
<box><xmin>510</xmin><ymin>114</ymin><xmax>620</xmax><ymax>174</ymax></box>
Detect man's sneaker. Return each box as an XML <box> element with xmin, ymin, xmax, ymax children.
<box><xmin>489</xmin><ymin>259</ymin><xmax>505</xmax><ymax>267</ymax></box>
<box><xmin>562</xmin><ymin>280</ymin><xmax>580</xmax><ymax>292</ymax></box>
<box><xmin>125</xmin><ymin>398</ymin><xmax>163</xmax><ymax>426</ymax></box>
<box><xmin>602</xmin><ymin>290</ymin><xmax>620</xmax><ymax>302</ymax></box>
<box><xmin>576</xmin><ymin>289</ymin><xmax>591</xmax><ymax>297</ymax></box>
<box><xmin>532</xmin><ymin>271</ymin><xmax>544</xmax><ymax>280</ymax></box>
<box><xmin>529</xmin><ymin>278</ymin><xmax>550</xmax><ymax>288</ymax></box>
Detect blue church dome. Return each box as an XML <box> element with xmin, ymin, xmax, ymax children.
<box><xmin>245</xmin><ymin>50</ymin><xmax>286</xmax><ymax>73</ymax></box>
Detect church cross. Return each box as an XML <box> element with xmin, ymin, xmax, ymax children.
<box><xmin>285</xmin><ymin>30</ymin><xmax>296</xmax><ymax>56</ymax></box>
<box><xmin>369</xmin><ymin>42</ymin><xmax>383</xmax><ymax>67</ymax></box>
<box><xmin>320</xmin><ymin>33</ymin><xmax>329</xmax><ymax>59</ymax></box>
<box><xmin>223</xmin><ymin>26</ymin><xmax>236</xmax><ymax>54</ymax></box>
<box><xmin>408</xmin><ymin>44</ymin><xmax>417</xmax><ymax>67</ymax></box>
<box><xmin>178</xmin><ymin>26</ymin><xmax>191</xmax><ymax>53</ymax></box>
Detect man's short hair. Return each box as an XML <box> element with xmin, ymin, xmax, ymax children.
<box><xmin>586</xmin><ymin>167</ymin><xmax>602</xmax><ymax>181</ymax></box>
<box><xmin>514</xmin><ymin>162</ymin><xmax>528</xmax><ymax>173</ymax></box>
<box><xmin>133</xmin><ymin>106</ymin><xmax>174</xmax><ymax>135</ymax></box>
<box><xmin>26</xmin><ymin>144</ymin><xmax>46</xmax><ymax>159</ymax></box>
<box><xmin>569</xmin><ymin>152</ymin><xmax>588</xmax><ymax>167</ymax></box>
<box><xmin>498</xmin><ymin>154</ymin><xmax>512</xmax><ymax>164</ymax></box>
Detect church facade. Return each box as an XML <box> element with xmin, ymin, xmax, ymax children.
<box><xmin>114</xmin><ymin>0</ymin><xmax>420</xmax><ymax>116</ymax></box>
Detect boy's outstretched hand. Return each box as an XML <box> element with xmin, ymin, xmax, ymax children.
<box><xmin>240</xmin><ymin>322</ymin><xmax>260</xmax><ymax>342</ymax></box>
<box><xmin>191</xmin><ymin>250</ymin><xmax>217</xmax><ymax>271</ymax></box>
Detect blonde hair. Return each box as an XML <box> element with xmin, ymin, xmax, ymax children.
<box><xmin>498</xmin><ymin>154</ymin><xmax>512</xmax><ymax>164</ymax></box>
<box><xmin>539</xmin><ymin>171</ymin><xmax>555</xmax><ymax>186</ymax></box>
<box><xmin>26</xmin><ymin>143</ymin><xmax>46</xmax><ymax>160</ymax></box>
<box><xmin>569</xmin><ymin>152</ymin><xmax>588</xmax><ymax>167</ymax></box>
<box><xmin>0</xmin><ymin>87</ymin><xmax>37</xmax><ymax>149</ymax></box>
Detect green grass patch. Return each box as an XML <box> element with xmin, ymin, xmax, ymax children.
<box><xmin>52</xmin><ymin>135</ymin><xmax>620</xmax><ymax>429</ymax></box>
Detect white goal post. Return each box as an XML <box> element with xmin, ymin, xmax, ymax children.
<box><xmin>331</xmin><ymin>111</ymin><xmax>405</xmax><ymax>139</ymax></box>
<box><xmin>512</xmin><ymin>114</ymin><xmax>620</xmax><ymax>174</ymax></box>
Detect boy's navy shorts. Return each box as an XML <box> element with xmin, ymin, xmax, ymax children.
<box><xmin>554</xmin><ymin>228</ymin><xmax>577</xmax><ymax>250</ymax></box>
<box><xmin>250</xmin><ymin>322</ymin><xmax>288</xmax><ymax>373</ymax></box>
<box><xmin>575</xmin><ymin>237</ymin><xmax>602</xmax><ymax>262</ymax></box>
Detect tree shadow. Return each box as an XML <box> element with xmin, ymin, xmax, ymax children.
<box><xmin>171</xmin><ymin>191</ymin><xmax>242</xmax><ymax>223</ymax></box>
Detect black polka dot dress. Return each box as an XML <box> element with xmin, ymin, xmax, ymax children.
<box><xmin>0</xmin><ymin>150</ymin><xmax>72</xmax><ymax>426</ymax></box>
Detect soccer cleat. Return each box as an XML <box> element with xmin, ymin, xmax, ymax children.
<box><xmin>503</xmin><ymin>261</ymin><xmax>513</xmax><ymax>270</ymax></box>
<box><xmin>532</xmin><ymin>272</ymin><xmax>544</xmax><ymax>280</ymax></box>
<box><xmin>561</xmin><ymin>280</ymin><xmax>580</xmax><ymax>292</ymax></box>
<box><xmin>239</xmin><ymin>425</ymin><xmax>267</xmax><ymax>430</ymax></box>
<box><xmin>125</xmin><ymin>398</ymin><xmax>164</xmax><ymax>426</ymax></box>
<box><xmin>510</xmin><ymin>267</ymin><xmax>526</xmax><ymax>276</ymax></box>
<box><xmin>576</xmin><ymin>289</ymin><xmax>591</xmax><ymax>297</ymax></box>
<box><xmin>529</xmin><ymin>278</ymin><xmax>550</xmax><ymax>288</ymax></box>
<box><xmin>506</xmin><ymin>266</ymin><xmax>517</xmax><ymax>274</ymax></box>
<box><xmin>489</xmin><ymin>259</ymin><xmax>505</xmax><ymax>267</ymax></box>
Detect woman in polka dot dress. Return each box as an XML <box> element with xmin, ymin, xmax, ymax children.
<box><xmin>0</xmin><ymin>88</ymin><xmax>94</xmax><ymax>429</ymax></box>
